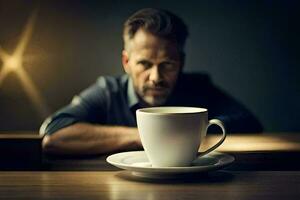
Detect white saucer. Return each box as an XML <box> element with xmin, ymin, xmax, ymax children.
<box><xmin>106</xmin><ymin>151</ymin><xmax>234</xmax><ymax>178</ymax></box>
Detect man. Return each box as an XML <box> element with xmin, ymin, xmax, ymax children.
<box><xmin>41</xmin><ymin>8</ymin><xmax>262</xmax><ymax>155</ymax></box>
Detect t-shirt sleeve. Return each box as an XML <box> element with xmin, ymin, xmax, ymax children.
<box><xmin>40</xmin><ymin>78</ymin><xmax>110</xmax><ymax>135</ymax></box>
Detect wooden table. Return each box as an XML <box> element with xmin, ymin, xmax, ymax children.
<box><xmin>0</xmin><ymin>132</ymin><xmax>300</xmax><ymax>199</ymax></box>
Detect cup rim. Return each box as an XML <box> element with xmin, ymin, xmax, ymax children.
<box><xmin>136</xmin><ymin>106</ymin><xmax>208</xmax><ymax>115</ymax></box>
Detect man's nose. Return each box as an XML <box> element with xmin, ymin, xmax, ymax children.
<box><xmin>149</xmin><ymin>66</ymin><xmax>162</xmax><ymax>84</ymax></box>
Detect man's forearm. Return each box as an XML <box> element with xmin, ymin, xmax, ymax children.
<box><xmin>42</xmin><ymin>123</ymin><xmax>142</xmax><ymax>155</ymax></box>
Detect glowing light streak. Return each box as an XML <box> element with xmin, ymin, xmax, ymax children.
<box><xmin>0</xmin><ymin>9</ymin><xmax>50</xmax><ymax>118</ymax></box>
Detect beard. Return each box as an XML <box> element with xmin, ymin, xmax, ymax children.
<box><xmin>141</xmin><ymin>82</ymin><xmax>171</xmax><ymax>106</ymax></box>
<box><xmin>143</xmin><ymin>94</ymin><xmax>168</xmax><ymax>106</ymax></box>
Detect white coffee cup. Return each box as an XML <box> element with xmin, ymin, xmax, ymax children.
<box><xmin>136</xmin><ymin>107</ymin><xmax>226</xmax><ymax>167</ymax></box>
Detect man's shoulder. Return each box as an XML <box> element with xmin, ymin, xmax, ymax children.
<box><xmin>178</xmin><ymin>72</ymin><xmax>212</xmax><ymax>87</ymax></box>
<box><xmin>170</xmin><ymin>72</ymin><xmax>214</xmax><ymax>105</ymax></box>
<box><xmin>95</xmin><ymin>74</ymin><xmax>128</xmax><ymax>92</ymax></box>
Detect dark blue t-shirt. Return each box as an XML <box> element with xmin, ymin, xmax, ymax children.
<box><xmin>40</xmin><ymin>73</ymin><xmax>263</xmax><ymax>135</ymax></box>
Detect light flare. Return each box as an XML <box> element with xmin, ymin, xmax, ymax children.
<box><xmin>0</xmin><ymin>9</ymin><xmax>50</xmax><ymax>119</ymax></box>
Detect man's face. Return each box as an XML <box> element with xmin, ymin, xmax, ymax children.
<box><xmin>122</xmin><ymin>29</ymin><xmax>183</xmax><ymax>106</ymax></box>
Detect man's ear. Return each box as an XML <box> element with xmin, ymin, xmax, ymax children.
<box><xmin>122</xmin><ymin>50</ymin><xmax>130</xmax><ymax>74</ymax></box>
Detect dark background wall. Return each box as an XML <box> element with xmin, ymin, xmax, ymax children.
<box><xmin>0</xmin><ymin>0</ymin><xmax>299</xmax><ymax>132</ymax></box>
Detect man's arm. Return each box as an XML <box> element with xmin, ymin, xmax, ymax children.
<box><xmin>207</xmin><ymin>83</ymin><xmax>263</xmax><ymax>133</ymax></box>
<box><xmin>178</xmin><ymin>73</ymin><xmax>263</xmax><ymax>133</ymax></box>
<box><xmin>42</xmin><ymin>123</ymin><xmax>142</xmax><ymax>155</ymax></box>
<box><xmin>41</xmin><ymin>76</ymin><xmax>142</xmax><ymax>155</ymax></box>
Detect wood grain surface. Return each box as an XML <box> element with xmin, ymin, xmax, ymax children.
<box><xmin>0</xmin><ymin>133</ymin><xmax>300</xmax><ymax>199</ymax></box>
<box><xmin>0</xmin><ymin>171</ymin><xmax>299</xmax><ymax>200</ymax></box>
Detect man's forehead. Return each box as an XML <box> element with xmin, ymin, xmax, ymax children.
<box><xmin>131</xmin><ymin>30</ymin><xmax>174</xmax><ymax>49</ymax></box>
<box><xmin>132</xmin><ymin>47</ymin><xmax>178</xmax><ymax>61</ymax></box>
<box><xmin>132</xmin><ymin>29</ymin><xmax>157</xmax><ymax>45</ymax></box>
<box><xmin>129</xmin><ymin>29</ymin><xmax>180</xmax><ymax>60</ymax></box>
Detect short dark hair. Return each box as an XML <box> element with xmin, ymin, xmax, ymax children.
<box><xmin>123</xmin><ymin>8</ymin><xmax>189</xmax><ymax>52</ymax></box>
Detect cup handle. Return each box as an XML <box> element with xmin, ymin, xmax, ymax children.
<box><xmin>197</xmin><ymin>119</ymin><xmax>226</xmax><ymax>157</ymax></box>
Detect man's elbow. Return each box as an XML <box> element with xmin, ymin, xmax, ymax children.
<box><xmin>42</xmin><ymin>134</ymin><xmax>59</xmax><ymax>154</ymax></box>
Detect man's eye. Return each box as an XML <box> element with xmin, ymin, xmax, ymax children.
<box><xmin>138</xmin><ymin>61</ymin><xmax>152</xmax><ymax>69</ymax></box>
<box><xmin>160</xmin><ymin>62</ymin><xmax>177</xmax><ymax>71</ymax></box>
